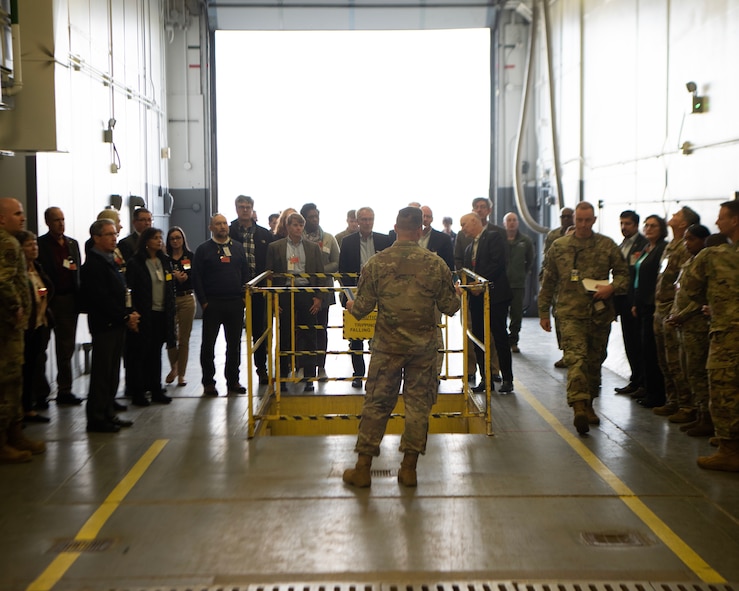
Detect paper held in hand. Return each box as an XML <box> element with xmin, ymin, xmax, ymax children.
<box><xmin>582</xmin><ymin>278</ymin><xmax>611</xmax><ymax>292</ymax></box>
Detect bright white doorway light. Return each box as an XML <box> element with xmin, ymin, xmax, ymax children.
<box><xmin>215</xmin><ymin>29</ymin><xmax>490</xmax><ymax>233</ymax></box>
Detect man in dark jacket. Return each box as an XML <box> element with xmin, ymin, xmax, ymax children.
<box><xmin>229</xmin><ymin>195</ymin><xmax>274</xmax><ymax>383</ymax></box>
<box><xmin>459</xmin><ymin>212</ymin><xmax>514</xmax><ymax>394</ymax></box>
<box><xmin>37</xmin><ymin>207</ymin><xmax>83</xmax><ymax>405</ymax></box>
<box><xmin>80</xmin><ymin>219</ymin><xmax>139</xmax><ymax>433</ymax></box>
<box><xmin>338</xmin><ymin>207</ymin><xmax>392</xmax><ymax>388</ymax></box>
<box><xmin>195</xmin><ymin>213</ymin><xmax>251</xmax><ymax>396</ymax></box>
<box><xmin>613</xmin><ymin>210</ymin><xmax>649</xmax><ymax>394</ymax></box>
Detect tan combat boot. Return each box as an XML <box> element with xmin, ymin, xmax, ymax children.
<box><xmin>572</xmin><ymin>401</ymin><xmax>589</xmax><ymax>435</ymax></box>
<box><xmin>7</xmin><ymin>421</ymin><xmax>46</xmax><ymax>455</ymax></box>
<box><xmin>585</xmin><ymin>399</ymin><xmax>600</xmax><ymax>426</ymax></box>
<box><xmin>668</xmin><ymin>407</ymin><xmax>697</xmax><ymax>424</ymax></box>
<box><xmin>342</xmin><ymin>453</ymin><xmax>372</xmax><ymax>488</ymax></box>
<box><xmin>0</xmin><ymin>429</ymin><xmax>32</xmax><ymax>464</ymax></box>
<box><xmin>686</xmin><ymin>411</ymin><xmax>714</xmax><ymax>438</ymax></box>
<box><xmin>398</xmin><ymin>452</ymin><xmax>419</xmax><ymax>487</ymax></box>
<box><xmin>697</xmin><ymin>439</ymin><xmax>739</xmax><ymax>472</ymax></box>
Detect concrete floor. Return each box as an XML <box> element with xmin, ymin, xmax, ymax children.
<box><xmin>2</xmin><ymin>315</ymin><xmax>739</xmax><ymax>591</ymax></box>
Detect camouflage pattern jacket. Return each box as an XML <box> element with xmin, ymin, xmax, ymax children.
<box><xmin>654</xmin><ymin>238</ymin><xmax>690</xmax><ymax>314</ymax></box>
<box><xmin>679</xmin><ymin>243</ymin><xmax>739</xmax><ymax>363</ymax></box>
<box><xmin>351</xmin><ymin>240</ymin><xmax>460</xmax><ymax>355</ymax></box>
<box><xmin>538</xmin><ymin>232</ymin><xmax>628</xmax><ymax>321</ymax></box>
<box><xmin>0</xmin><ymin>227</ymin><xmax>31</xmax><ymax>334</ymax></box>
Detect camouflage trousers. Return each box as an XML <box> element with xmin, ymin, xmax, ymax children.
<box><xmin>0</xmin><ymin>331</ymin><xmax>24</xmax><ymax>431</ymax></box>
<box><xmin>677</xmin><ymin>315</ymin><xmax>710</xmax><ymax>410</ymax></box>
<box><xmin>707</xmin><ymin>330</ymin><xmax>739</xmax><ymax>439</ymax></box>
<box><xmin>355</xmin><ymin>348</ymin><xmax>438</xmax><ymax>457</ymax></box>
<box><xmin>559</xmin><ymin>315</ymin><xmax>611</xmax><ymax>406</ymax></box>
<box><xmin>654</xmin><ymin>306</ymin><xmax>691</xmax><ymax>407</ymax></box>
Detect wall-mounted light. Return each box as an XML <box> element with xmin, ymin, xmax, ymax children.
<box><xmin>103</xmin><ymin>118</ymin><xmax>116</xmax><ymax>143</ymax></box>
<box><xmin>110</xmin><ymin>194</ymin><xmax>122</xmax><ymax>210</ymax></box>
<box><xmin>129</xmin><ymin>195</ymin><xmax>146</xmax><ymax>209</ymax></box>
<box><xmin>686</xmin><ymin>81</ymin><xmax>706</xmax><ymax>113</ymax></box>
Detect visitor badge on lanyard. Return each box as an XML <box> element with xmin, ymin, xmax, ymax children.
<box><xmin>288</xmin><ymin>255</ymin><xmax>299</xmax><ymax>271</ymax></box>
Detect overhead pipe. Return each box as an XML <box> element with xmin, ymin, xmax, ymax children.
<box><xmin>511</xmin><ymin>0</ymin><xmax>548</xmax><ymax>233</ymax></box>
<box><xmin>541</xmin><ymin>0</ymin><xmax>564</xmax><ymax>209</ymax></box>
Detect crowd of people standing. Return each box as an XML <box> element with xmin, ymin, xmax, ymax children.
<box><xmin>1</xmin><ymin>193</ymin><xmax>737</xmax><ymax>475</ymax></box>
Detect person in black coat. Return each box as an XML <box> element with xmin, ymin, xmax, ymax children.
<box><xmin>459</xmin><ymin>213</ymin><xmax>514</xmax><ymax>394</ymax></box>
<box><xmin>614</xmin><ymin>210</ymin><xmax>650</xmax><ymax>394</ymax></box>
<box><xmin>631</xmin><ymin>214</ymin><xmax>668</xmax><ymax>408</ymax></box>
<box><xmin>338</xmin><ymin>207</ymin><xmax>392</xmax><ymax>388</ymax></box>
<box><xmin>80</xmin><ymin>219</ymin><xmax>140</xmax><ymax>433</ymax></box>
<box><xmin>36</xmin><ymin>207</ymin><xmax>83</xmax><ymax>405</ymax></box>
<box><xmin>229</xmin><ymin>195</ymin><xmax>274</xmax><ymax>383</ymax></box>
<box><xmin>125</xmin><ymin>227</ymin><xmax>176</xmax><ymax>407</ymax></box>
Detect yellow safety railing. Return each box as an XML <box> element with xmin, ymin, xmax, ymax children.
<box><xmin>243</xmin><ymin>270</ymin><xmax>494</xmax><ymax>437</ymax></box>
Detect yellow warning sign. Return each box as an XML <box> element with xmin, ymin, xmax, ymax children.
<box><xmin>343</xmin><ymin>309</ymin><xmax>377</xmax><ymax>340</ymax></box>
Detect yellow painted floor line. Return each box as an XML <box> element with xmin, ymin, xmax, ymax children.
<box><xmin>25</xmin><ymin>439</ymin><xmax>169</xmax><ymax>591</ymax></box>
<box><xmin>515</xmin><ymin>380</ymin><xmax>725</xmax><ymax>583</ymax></box>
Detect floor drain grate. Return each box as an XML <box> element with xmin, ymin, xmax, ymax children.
<box><xmin>370</xmin><ymin>469</ymin><xmax>396</xmax><ymax>478</ymax></box>
<box><xmin>49</xmin><ymin>538</ymin><xmax>113</xmax><ymax>553</ymax></box>
<box><xmin>581</xmin><ymin>531</ymin><xmax>653</xmax><ymax>547</ymax></box>
<box><xmin>385</xmin><ymin>583</ymin><xmax>517</xmax><ymax>591</ymax></box>
<box><xmin>105</xmin><ymin>582</ymin><xmax>738</xmax><ymax>591</ymax></box>
<box><xmin>251</xmin><ymin>584</ymin><xmax>378</xmax><ymax>591</ymax></box>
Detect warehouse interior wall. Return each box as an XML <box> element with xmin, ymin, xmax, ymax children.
<box><xmin>535</xmin><ymin>0</ymin><xmax>739</xmax><ymax>240</ymax></box>
<box><xmin>2</xmin><ymin>0</ymin><xmax>739</xmax><ymax>382</ymax></box>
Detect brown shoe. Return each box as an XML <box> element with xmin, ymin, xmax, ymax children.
<box><xmin>342</xmin><ymin>453</ymin><xmax>372</xmax><ymax>488</ymax></box>
<box><xmin>697</xmin><ymin>439</ymin><xmax>739</xmax><ymax>472</ymax></box>
<box><xmin>0</xmin><ymin>431</ymin><xmax>32</xmax><ymax>464</ymax></box>
<box><xmin>584</xmin><ymin>399</ymin><xmax>600</xmax><ymax>425</ymax></box>
<box><xmin>686</xmin><ymin>411</ymin><xmax>715</xmax><ymax>437</ymax></box>
<box><xmin>7</xmin><ymin>421</ymin><xmax>46</xmax><ymax>455</ymax></box>
<box><xmin>398</xmin><ymin>452</ymin><xmax>419</xmax><ymax>487</ymax></box>
<box><xmin>572</xmin><ymin>400</ymin><xmax>589</xmax><ymax>435</ymax></box>
<box><xmin>652</xmin><ymin>404</ymin><xmax>678</xmax><ymax>416</ymax></box>
<box><xmin>668</xmin><ymin>407</ymin><xmax>697</xmax><ymax>424</ymax></box>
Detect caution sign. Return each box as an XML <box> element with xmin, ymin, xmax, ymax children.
<box><xmin>343</xmin><ymin>309</ymin><xmax>377</xmax><ymax>340</ymax></box>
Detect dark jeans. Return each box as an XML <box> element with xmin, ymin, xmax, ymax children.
<box><xmin>350</xmin><ymin>339</ymin><xmax>366</xmax><ymax>377</ymax></box>
<box><xmin>616</xmin><ymin>295</ymin><xmax>643</xmax><ymax>385</ymax></box>
<box><xmin>127</xmin><ymin>311</ymin><xmax>166</xmax><ymax>395</ymax></box>
<box><xmin>637</xmin><ymin>304</ymin><xmax>665</xmax><ymax>404</ymax></box>
<box><xmin>49</xmin><ymin>293</ymin><xmax>79</xmax><ymax>395</ymax></box>
<box><xmin>249</xmin><ymin>292</ymin><xmax>268</xmax><ymax>372</ymax></box>
<box><xmin>200</xmin><ymin>297</ymin><xmax>245</xmax><ymax>386</ymax></box>
<box><xmin>23</xmin><ymin>326</ymin><xmax>51</xmax><ymax>412</ymax></box>
<box><xmin>278</xmin><ymin>292</ymin><xmax>317</xmax><ymax>379</ymax></box>
<box><xmin>469</xmin><ymin>293</ymin><xmax>513</xmax><ymax>383</ymax></box>
<box><xmin>87</xmin><ymin>326</ymin><xmax>124</xmax><ymax>423</ymax></box>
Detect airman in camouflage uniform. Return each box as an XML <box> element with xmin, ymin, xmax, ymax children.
<box><xmin>667</xmin><ymin>225</ymin><xmax>717</xmax><ymax>436</ymax></box>
<box><xmin>538</xmin><ymin>202</ymin><xmax>629</xmax><ymax>435</ymax></box>
<box><xmin>343</xmin><ymin>207</ymin><xmax>460</xmax><ymax>488</ymax></box>
<box><xmin>541</xmin><ymin>207</ymin><xmax>574</xmax><ymax>368</ymax></box>
<box><xmin>679</xmin><ymin>201</ymin><xmax>739</xmax><ymax>472</ymax></box>
<box><xmin>652</xmin><ymin>206</ymin><xmax>700</xmax><ymax>419</ymax></box>
<box><xmin>0</xmin><ymin>197</ymin><xmax>43</xmax><ymax>463</ymax></box>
